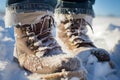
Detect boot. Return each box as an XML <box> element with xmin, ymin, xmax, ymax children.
<box><xmin>14</xmin><ymin>14</ymin><xmax>80</xmax><ymax>74</ymax></box>
<box><xmin>55</xmin><ymin>14</ymin><xmax>110</xmax><ymax>62</ymax></box>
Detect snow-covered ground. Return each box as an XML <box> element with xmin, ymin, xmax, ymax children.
<box><xmin>0</xmin><ymin>16</ymin><xmax>120</xmax><ymax>80</ymax></box>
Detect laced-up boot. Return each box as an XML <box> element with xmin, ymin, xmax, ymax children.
<box><xmin>14</xmin><ymin>15</ymin><xmax>80</xmax><ymax>74</ymax></box>
<box><xmin>55</xmin><ymin>14</ymin><xmax>110</xmax><ymax>62</ymax></box>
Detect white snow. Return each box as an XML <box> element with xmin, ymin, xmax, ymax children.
<box><xmin>0</xmin><ymin>16</ymin><xmax>120</xmax><ymax>80</ymax></box>
<box><xmin>0</xmin><ymin>61</ymin><xmax>8</xmax><ymax>71</ymax></box>
<box><xmin>70</xmin><ymin>77</ymin><xmax>80</xmax><ymax>80</ymax></box>
<box><xmin>2</xmin><ymin>37</ymin><xmax>14</xmax><ymax>42</ymax></box>
<box><xmin>89</xmin><ymin>17</ymin><xmax>120</xmax><ymax>51</ymax></box>
<box><xmin>0</xmin><ymin>26</ymin><xmax>4</xmax><ymax>31</ymax></box>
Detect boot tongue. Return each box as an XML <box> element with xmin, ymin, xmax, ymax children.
<box><xmin>35</xmin><ymin>20</ymin><xmax>50</xmax><ymax>38</ymax></box>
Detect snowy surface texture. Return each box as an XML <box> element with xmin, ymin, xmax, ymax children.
<box><xmin>0</xmin><ymin>16</ymin><xmax>120</xmax><ymax>80</ymax></box>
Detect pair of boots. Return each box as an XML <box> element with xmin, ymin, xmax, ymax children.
<box><xmin>14</xmin><ymin>13</ymin><xmax>110</xmax><ymax>74</ymax></box>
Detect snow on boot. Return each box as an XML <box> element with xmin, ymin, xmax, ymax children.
<box><xmin>14</xmin><ymin>14</ymin><xmax>81</xmax><ymax>74</ymax></box>
<box><xmin>55</xmin><ymin>14</ymin><xmax>110</xmax><ymax>62</ymax></box>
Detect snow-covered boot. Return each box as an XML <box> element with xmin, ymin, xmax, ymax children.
<box><xmin>14</xmin><ymin>14</ymin><xmax>80</xmax><ymax>74</ymax></box>
<box><xmin>55</xmin><ymin>14</ymin><xmax>110</xmax><ymax>62</ymax></box>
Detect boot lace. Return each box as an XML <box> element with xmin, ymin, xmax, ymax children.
<box><xmin>16</xmin><ymin>15</ymin><xmax>61</xmax><ymax>57</ymax></box>
<box><xmin>63</xmin><ymin>18</ymin><xmax>94</xmax><ymax>48</ymax></box>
